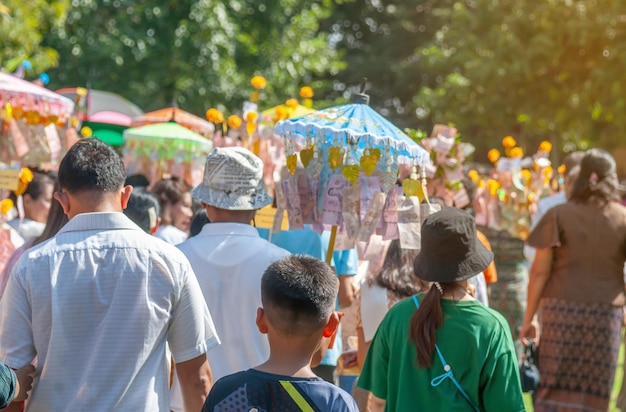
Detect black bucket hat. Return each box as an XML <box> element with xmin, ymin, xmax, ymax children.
<box><xmin>413</xmin><ymin>208</ymin><xmax>493</xmax><ymax>283</ymax></box>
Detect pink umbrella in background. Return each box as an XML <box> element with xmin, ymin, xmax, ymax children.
<box><xmin>0</xmin><ymin>72</ymin><xmax>74</xmax><ymax>117</ymax></box>
<box><xmin>89</xmin><ymin>111</ymin><xmax>132</xmax><ymax>126</ymax></box>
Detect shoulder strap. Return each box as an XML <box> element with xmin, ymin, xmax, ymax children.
<box><xmin>279</xmin><ymin>380</ymin><xmax>315</xmax><ymax>412</ymax></box>
<box><xmin>412</xmin><ymin>295</ymin><xmax>481</xmax><ymax>412</ymax></box>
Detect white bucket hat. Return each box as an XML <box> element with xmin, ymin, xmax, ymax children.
<box><xmin>191</xmin><ymin>146</ymin><xmax>272</xmax><ymax>210</ymax></box>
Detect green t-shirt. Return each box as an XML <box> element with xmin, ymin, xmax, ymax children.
<box><xmin>358</xmin><ymin>294</ymin><xmax>526</xmax><ymax>411</ymax></box>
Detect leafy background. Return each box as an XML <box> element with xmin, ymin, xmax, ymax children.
<box><xmin>2</xmin><ymin>0</ymin><xmax>626</xmax><ymax>164</ymax></box>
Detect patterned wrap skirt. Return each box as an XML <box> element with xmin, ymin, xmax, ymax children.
<box><xmin>534</xmin><ymin>298</ymin><xmax>623</xmax><ymax>412</ymax></box>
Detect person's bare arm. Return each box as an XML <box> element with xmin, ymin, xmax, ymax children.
<box><xmin>13</xmin><ymin>364</ymin><xmax>35</xmax><ymax>402</ymax></box>
<box><xmin>519</xmin><ymin>247</ymin><xmax>553</xmax><ymax>345</ymax></box>
<box><xmin>369</xmin><ymin>394</ymin><xmax>386</xmax><ymax>412</ymax></box>
<box><xmin>337</xmin><ymin>275</ymin><xmax>355</xmax><ymax>308</ymax></box>
<box><xmin>176</xmin><ymin>355</ymin><xmax>212</xmax><ymax>412</ymax></box>
<box><xmin>2</xmin><ymin>402</ymin><xmax>23</xmax><ymax>412</ymax></box>
<box><xmin>356</xmin><ymin>326</ymin><xmax>370</xmax><ymax>370</ymax></box>
<box><xmin>0</xmin><ymin>364</ymin><xmax>35</xmax><ymax>411</ymax></box>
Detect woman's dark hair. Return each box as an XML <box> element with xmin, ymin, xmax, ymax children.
<box><xmin>411</xmin><ymin>250</ymin><xmax>462</xmax><ymax>368</ymax></box>
<box><xmin>31</xmin><ymin>180</ymin><xmax>68</xmax><ymax>247</ymax></box>
<box><xmin>370</xmin><ymin>240</ymin><xmax>423</xmax><ymax>298</ymax></box>
<box><xmin>409</xmin><ymin>282</ymin><xmax>460</xmax><ymax>368</ymax></box>
<box><xmin>570</xmin><ymin>148</ymin><xmax>620</xmax><ymax>205</ymax></box>
<box><xmin>150</xmin><ymin>177</ymin><xmax>191</xmax><ymax>225</ymax></box>
<box><xmin>25</xmin><ymin>171</ymin><xmax>55</xmax><ymax>200</ymax></box>
<box><xmin>9</xmin><ymin>170</ymin><xmax>55</xmax><ymax>202</ymax></box>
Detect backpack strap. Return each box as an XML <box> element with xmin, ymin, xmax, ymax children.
<box><xmin>412</xmin><ymin>295</ymin><xmax>481</xmax><ymax>412</ymax></box>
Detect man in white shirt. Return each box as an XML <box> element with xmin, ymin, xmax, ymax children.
<box><xmin>178</xmin><ymin>146</ymin><xmax>290</xmax><ymax>382</ymax></box>
<box><xmin>0</xmin><ymin>139</ymin><xmax>219</xmax><ymax>411</ymax></box>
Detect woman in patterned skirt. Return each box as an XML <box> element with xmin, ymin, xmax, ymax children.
<box><xmin>520</xmin><ymin>148</ymin><xmax>626</xmax><ymax>411</ymax></box>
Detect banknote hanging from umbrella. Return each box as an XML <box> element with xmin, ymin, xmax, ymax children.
<box><xmin>274</xmin><ymin>80</ymin><xmax>433</xmax><ymax>263</ymax></box>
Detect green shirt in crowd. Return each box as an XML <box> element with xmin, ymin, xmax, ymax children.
<box><xmin>358</xmin><ymin>293</ymin><xmax>526</xmax><ymax>411</ymax></box>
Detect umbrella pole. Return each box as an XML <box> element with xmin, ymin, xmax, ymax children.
<box><xmin>325</xmin><ymin>225</ymin><xmax>337</xmax><ymax>265</ymax></box>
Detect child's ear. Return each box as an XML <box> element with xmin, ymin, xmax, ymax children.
<box><xmin>322</xmin><ymin>311</ymin><xmax>342</xmax><ymax>348</ymax></box>
<box><xmin>256</xmin><ymin>307</ymin><xmax>269</xmax><ymax>334</ymax></box>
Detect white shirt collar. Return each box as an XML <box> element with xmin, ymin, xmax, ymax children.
<box><xmin>59</xmin><ymin>212</ymin><xmax>142</xmax><ymax>234</ymax></box>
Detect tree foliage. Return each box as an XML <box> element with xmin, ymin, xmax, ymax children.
<box><xmin>320</xmin><ymin>1</ymin><xmax>453</xmax><ymax>124</ymax></box>
<box><xmin>0</xmin><ymin>0</ymin><xmax>69</xmax><ymax>73</ymax></box>
<box><xmin>5</xmin><ymin>0</ymin><xmax>626</xmax><ymax>158</ymax></box>
<box><xmin>326</xmin><ymin>0</ymin><xmax>626</xmax><ymax>158</ymax></box>
<box><xmin>413</xmin><ymin>0</ymin><xmax>626</xmax><ymax>158</ymax></box>
<box><xmin>45</xmin><ymin>0</ymin><xmax>344</xmax><ymax>115</ymax></box>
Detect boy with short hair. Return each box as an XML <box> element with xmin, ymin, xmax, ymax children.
<box><xmin>202</xmin><ymin>255</ymin><xmax>359</xmax><ymax>411</ymax></box>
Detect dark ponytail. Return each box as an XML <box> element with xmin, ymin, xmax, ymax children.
<box><xmin>409</xmin><ymin>283</ymin><xmax>443</xmax><ymax>368</ymax></box>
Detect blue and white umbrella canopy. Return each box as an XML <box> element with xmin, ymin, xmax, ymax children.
<box><xmin>274</xmin><ymin>92</ymin><xmax>432</xmax><ymax>259</ymax></box>
<box><xmin>275</xmin><ymin>95</ymin><xmax>429</xmax><ymax>167</ymax></box>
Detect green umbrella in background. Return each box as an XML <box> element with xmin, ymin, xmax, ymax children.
<box><xmin>86</xmin><ymin>121</ymin><xmax>127</xmax><ymax>147</ymax></box>
<box><xmin>123</xmin><ymin>122</ymin><xmax>212</xmax><ymax>161</ymax></box>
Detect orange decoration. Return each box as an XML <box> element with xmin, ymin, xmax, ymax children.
<box><xmin>299</xmin><ymin>86</ymin><xmax>314</xmax><ymax>99</ymax></box>
<box><xmin>502</xmin><ymin>136</ymin><xmax>516</xmax><ymax>148</ymax></box>
<box><xmin>227</xmin><ymin>115</ymin><xmax>242</xmax><ymax>129</ymax></box>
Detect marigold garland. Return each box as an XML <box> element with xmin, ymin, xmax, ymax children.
<box><xmin>15</xmin><ymin>168</ymin><xmax>34</xmax><ymax>197</ymax></box>
<box><xmin>206</xmin><ymin>108</ymin><xmax>224</xmax><ymax>124</ymax></box>
<box><xmin>246</xmin><ymin>111</ymin><xmax>258</xmax><ymax>123</ymax></box>
<box><xmin>538</xmin><ymin>140</ymin><xmax>552</xmax><ymax>153</ymax></box>
<box><xmin>502</xmin><ymin>136</ymin><xmax>517</xmax><ymax>148</ymax></box>
<box><xmin>250</xmin><ymin>76</ymin><xmax>267</xmax><ymax>90</ymax></box>
<box><xmin>0</xmin><ymin>198</ymin><xmax>13</xmax><ymax>216</ymax></box>
<box><xmin>509</xmin><ymin>147</ymin><xmax>524</xmax><ymax>158</ymax></box>
<box><xmin>273</xmin><ymin>106</ymin><xmax>289</xmax><ymax>123</ymax></box>
<box><xmin>299</xmin><ymin>86</ymin><xmax>314</xmax><ymax>99</ymax></box>
<box><xmin>227</xmin><ymin>115</ymin><xmax>242</xmax><ymax>129</ymax></box>
<box><xmin>487</xmin><ymin>149</ymin><xmax>501</xmax><ymax>163</ymax></box>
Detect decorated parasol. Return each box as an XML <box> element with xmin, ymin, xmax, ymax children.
<box><xmin>123</xmin><ymin>122</ymin><xmax>212</xmax><ymax>187</ymax></box>
<box><xmin>0</xmin><ymin>72</ymin><xmax>75</xmax><ymax>116</ymax></box>
<box><xmin>0</xmin><ymin>73</ymin><xmax>76</xmax><ymax>166</ymax></box>
<box><xmin>274</xmin><ymin>81</ymin><xmax>430</xmax><ymax>263</ymax></box>
<box><xmin>131</xmin><ymin>107</ymin><xmax>215</xmax><ymax>137</ymax></box>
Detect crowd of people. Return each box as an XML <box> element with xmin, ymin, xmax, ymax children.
<box><xmin>0</xmin><ymin>138</ymin><xmax>623</xmax><ymax>412</ymax></box>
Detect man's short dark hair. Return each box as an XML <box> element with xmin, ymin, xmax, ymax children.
<box><xmin>58</xmin><ymin>138</ymin><xmax>126</xmax><ymax>193</ymax></box>
<box><xmin>125</xmin><ymin>174</ymin><xmax>150</xmax><ymax>188</ymax></box>
<box><xmin>189</xmin><ymin>209</ymin><xmax>210</xmax><ymax>237</ymax></box>
<box><xmin>124</xmin><ymin>189</ymin><xmax>160</xmax><ymax>233</ymax></box>
<box><xmin>261</xmin><ymin>255</ymin><xmax>338</xmax><ymax>336</ymax></box>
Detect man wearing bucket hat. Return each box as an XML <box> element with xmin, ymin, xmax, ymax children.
<box><xmin>358</xmin><ymin>208</ymin><xmax>525</xmax><ymax>411</ymax></box>
<box><xmin>175</xmin><ymin>147</ymin><xmax>290</xmax><ymax>386</ymax></box>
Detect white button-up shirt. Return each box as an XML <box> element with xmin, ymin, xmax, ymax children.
<box><xmin>0</xmin><ymin>212</ymin><xmax>219</xmax><ymax>411</ymax></box>
<box><xmin>178</xmin><ymin>222</ymin><xmax>290</xmax><ymax>380</ymax></box>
